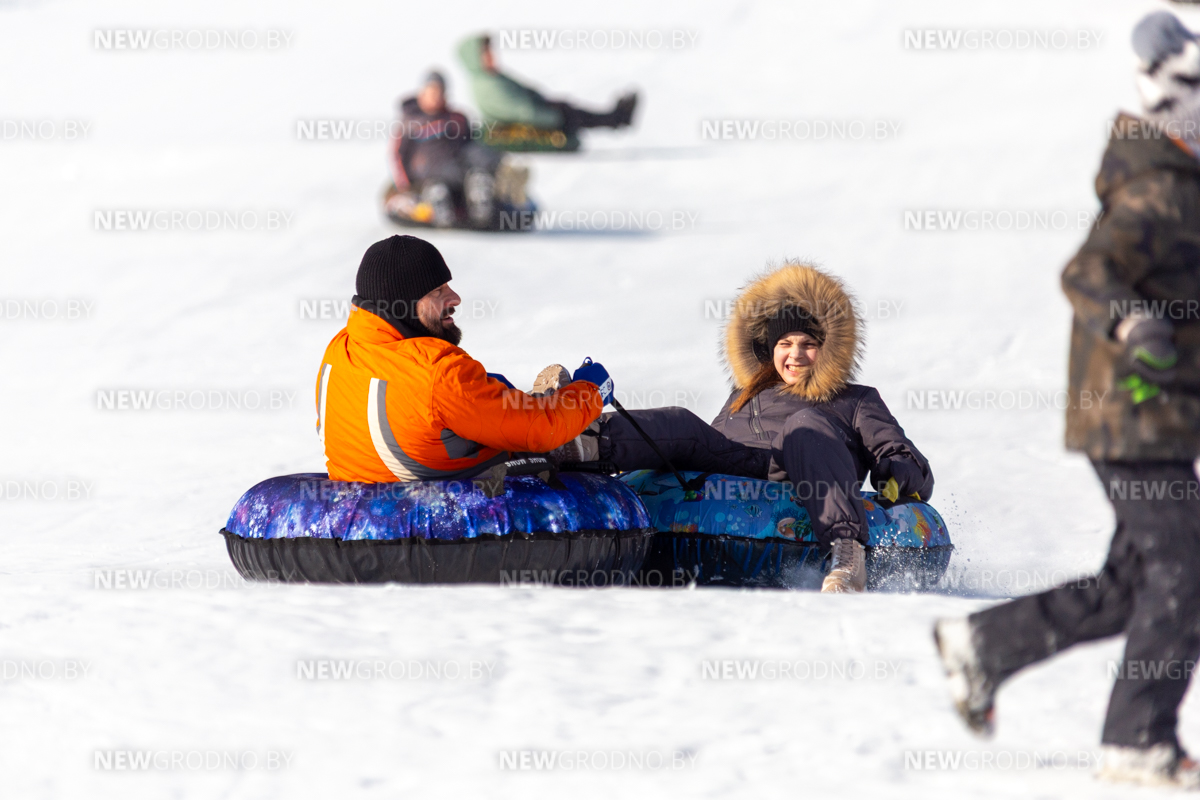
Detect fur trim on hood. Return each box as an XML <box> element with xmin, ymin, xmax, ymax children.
<box><xmin>723</xmin><ymin>262</ymin><xmax>863</xmax><ymax>402</ymax></box>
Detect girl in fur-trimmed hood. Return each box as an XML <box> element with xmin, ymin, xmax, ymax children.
<box><xmin>710</xmin><ymin>262</ymin><xmax>934</xmax><ymax>592</ymax></box>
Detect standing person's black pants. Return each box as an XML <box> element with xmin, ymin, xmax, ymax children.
<box><xmin>970</xmin><ymin>461</ymin><xmax>1200</xmax><ymax>749</ymax></box>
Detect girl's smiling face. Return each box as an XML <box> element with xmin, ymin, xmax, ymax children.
<box><xmin>773</xmin><ymin>332</ymin><xmax>821</xmax><ymax>385</ymax></box>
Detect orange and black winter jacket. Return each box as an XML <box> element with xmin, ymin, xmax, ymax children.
<box><xmin>316</xmin><ymin>306</ymin><xmax>602</xmax><ymax>482</ymax></box>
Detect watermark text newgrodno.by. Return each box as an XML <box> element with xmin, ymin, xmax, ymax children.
<box><xmin>904</xmin><ymin>209</ymin><xmax>1102</xmax><ymax>232</ymax></box>
<box><xmin>493</xmin><ymin>28</ymin><xmax>698</xmax><ymax>51</ymax></box>
<box><xmin>299</xmin><ymin>298</ymin><xmax>500</xmax><ymax>321</ymax></box>
<box><xmin>295</xmin><ymin>659</ymin><xmax>497</xmax><ymax>681</ymax></box>
<box><xmin>907</xmin><ymin>389</ymin><xmax>1109</xmax><ymax>412</ymax></box>
<box><xmin>902</xmin><ymin>28</ymin><xmax>1105</xmax><ymax>51</ymax></box>
<box><xmin>1108</xmin><ymin>660</ymin><xmax>1200</xmax><ymax>680</ymax></box>
<box><xmin>936</xmin><ymin>569</ymin><xmax>1096</xmax><ymax>595</ymax></box>
<box><xmin>0</xmin><ymin>299</ymin><xmax>94</xmax><ymax>321</ymax></box>
<box><xmin>0</xmin><ymin>119</ymin><xmax>91</xmax><ymax>142</ymax></box>
<box><xmin>499</xmin><ymin>568</ymin><xmax>700</xmax><ymax>588</ymax></box>
<box><xmin>1</xmin><ymin>479</ymin><xmax>94</xmax><ymax>501</ymax></box>
<box><xmin>0</xmin><ymin>659</ymin><xmax>93</xmax><ymax>681</ymax></box>
<box><xmin>1110</xmin><ymin>299</ymin><xmax>1200</xmax><ymax>323</ymax></box>
<box><xmin>93</xmin><ymin>29</ymin><xmax>294</xmax><ymax>51</ymax></box>
<box><xmin>700</xmin><ymin>477</ymin><xmax>869</xmax><ymax>504</ymax></box>
<box><xmin>703</xmin><ymin>298</ymin><xmax>904</xmax><ymax>322</ymax></box>
<box><xmin>1107</xmin><ymin>117</ymin><xmax>1200</xmax><ymax>141</ymax></box>
<box><xmin>701</xmin><ymin>119</ymin><xmax>900</xmax><ymax>142</ymax></box>
<box><xmin>94</xmin><ymin>209</ymin><xmax>293</xmax><ymax>232</ymax></box>
<box><xmin>498</xmin><ymin>209</ymin><xmax>699</xmax><ymax>233</ymax></box>
<box><xmin>96</xmin><ymin>388</ymin><xmax>299</xmax><ymax>411</ymax></box>
<box><xmin>700</xmin><ymin>659</ymin><xmax>909</xmax><ymax>681</ymax></box>
<box><xmin>1107</xmin><ymin>479</ymin><xmax>1199</xmax><ymax>502</ymax></box>
<box><xmin>296</xmin><ymin>119</ymin><xmax>495</xmax><ymax>141</ymax></box>
<box><xmin>498</xmin><ymin>750</ymin><xmax>697</xmax><ymax>771</ymax></box>
<box><xmin>94</xmin><ymin>750</ymin><xmax>295</xmax><ymax>771</ymax></box>
<box><xmin>903</xmin><ymin>750</ymin><xmax>1100</xmax><ymax>771</ymax></box>
<box><xmin>94</xmin><ymin>569</ymin><xmax>250</xmax><ymax>590</ymax></box>
<box><xmin>500</xmin><ymin>389</ymin><xmax>703</xmax><ymax>412</ymax></box>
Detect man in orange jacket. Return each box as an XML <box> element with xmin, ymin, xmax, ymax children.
<box><xmin>317</xmin><ymin>235</ymin><xmax>769</xmax><ymax>484</ymax></box>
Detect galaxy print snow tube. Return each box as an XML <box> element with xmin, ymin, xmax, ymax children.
<box><xmin>620</xmin><ymin>470</ymin><xmax>954</xmax><ymax>589</ymax></box>
<box><xmin>221</xmin><ymin>471</ymin><xmax>654</xmax><ymax>585</ymax></box>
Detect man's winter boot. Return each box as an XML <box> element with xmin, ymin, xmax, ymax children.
<box><xmin>549</xmin><ymin>420</ymin><xmax>600</xmax><ymax>464</ymax></box>
<box><xmin>464</xmin><ymin>170</ymin><xmax>495</xmax><ymax>227</ymax></box>
<box><xmin>531</xmin><ymin>364</ymin><xmax>571</xmax><ymax>397</ymax></box>
<box><xmin>820</xmin><ymin>538</ymin><xmax>866</xmax><ymax>593</ymax></box>
<box><xmin>933</xmin><ymin>617</ymin><xmax>996</xmax><ymax>737</ymax></box>
<box><xmin>1099</xmin><ymin>743</ymin><xmax>1200</xmax><ymax>789</ymax></box>
<box><xmin>530</xmin><ymin>364</ymin><xmax>600</xmax><ymax>464</ymax></box>
<box><xmin>420</xmin><ymin>182</ymin><xmax>455</xmax><ymax>228</ymax></box>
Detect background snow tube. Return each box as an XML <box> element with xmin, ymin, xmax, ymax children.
<box><xmin>480</xmin><ymin>122</ymin><xmax>581</xmax><ymax>152</ymax></box>
<box><xmin>381</xmin><ymin>183</ymin><xmax>537</xmax><ymax>233</ymax></box>
<box><xmin>221</xmin><ymin>472</ymin><xmax>654</xmax><ymax>585</ymax></box>
<box><xmin>619</xmin><ymin>470</ymin><xmax>953</xmax><ymax>589</ymax></box>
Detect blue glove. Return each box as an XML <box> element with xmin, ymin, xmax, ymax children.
<box><xmin>572</xmin><ymin>358</ymin><xmax>614</xmax><ymax>406</ymax></box>
<box><xmin>487</xmin><ymin>372</ymin><xmax>515</xmax><ymax>390</ymax></box>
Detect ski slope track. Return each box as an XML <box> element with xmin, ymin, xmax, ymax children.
<box><xmin>0</xmin><ymin>0</ymin><xmax>1192</xmax><ymax>797</ymax></box>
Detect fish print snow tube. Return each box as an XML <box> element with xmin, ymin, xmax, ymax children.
<box><xmin>481</xmin><ymin>122</ymin><xmax>581</xmax><ymax>152</ymax></box>
<box><xmin>619</xmin><ymin>470</ymin><xmax>953</xmax><ymax>589</ymax></box>
<box><xmin>221</xmin><ymin>468</ymin><xmax>654</xmax><ymax>585</ymax></box>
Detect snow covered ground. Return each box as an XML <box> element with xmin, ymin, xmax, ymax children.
<box><xmin>1</xmin><ymin>0</ymin><xmax>1195</xmax><ymax>796</ymax></box>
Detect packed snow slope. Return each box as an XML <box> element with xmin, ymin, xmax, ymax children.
<box><xmin>0</xmin><ymin>0</ymin><xmax>1195</xmax><ymax>797</ymax></box>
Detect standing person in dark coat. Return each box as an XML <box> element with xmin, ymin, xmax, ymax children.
<box><xmin>935</xmin><ymin>11</ymin><xmax>1200</xmax><ymax>789</ymax></box>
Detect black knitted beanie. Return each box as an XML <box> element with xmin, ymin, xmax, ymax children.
<box><xmin>354</xmin><ymin>235</ymin><xmax>452</xmax><ymax>321</ymax></box>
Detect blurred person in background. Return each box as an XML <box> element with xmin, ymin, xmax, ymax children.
<box><xmin>457</xmin><ymin>34</ymin><xmax>637</xmax><ymax>136</ymax></box>
<box><xmin>385</xmin><ymin>70</ymin><xmax>527</xmax><ymax>229</ymax></box>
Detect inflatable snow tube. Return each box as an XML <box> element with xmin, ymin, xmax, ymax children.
<box><xmin>221</xmin><ymin>470</ymin><xmax>654</xmax><ymax>585</ymax></box>
<box><xmin>381</xmin><ymin>183</ymin><xmax>536</xmax><ymax>233</ymax></box>
<box><xmin>620</xmin><ymin>471</ymin><xmax>953</xmax><ymax>590</ymax></box>
<box><xmin>481</xmin><ymin>122</ymin><xmax>581</xmax><ymax>153</ymax></box>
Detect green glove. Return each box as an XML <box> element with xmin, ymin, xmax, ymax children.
<box><xmin>1118</xmin><ymin>374</ymin><xmax>1162</xmax><ymax>404</ymax></box>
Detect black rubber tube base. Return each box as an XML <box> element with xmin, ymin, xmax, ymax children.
<box><xmin>222</xmin><ymin>528</ymin><xmax>656</xmax><ymax>586</ymax></box>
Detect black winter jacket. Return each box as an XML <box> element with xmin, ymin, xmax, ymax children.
<box><xmin>711</xmin><ymin>383</ymin><xmax>934</xmax><ymax>500</ymax></box>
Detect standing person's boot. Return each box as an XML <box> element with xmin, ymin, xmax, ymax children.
<box><xmin>933</xmin><ymin>617</ymin><xmax>997</xmax><ymax>736</ymax></box>
<box><xmin>1099</xmin><ymin>744</ymin><xmax>1200</xmax><ymax>789</ymax></box>
<box><xmin>820</xmin><ymin>538</ymin><xmax>866</xmax><ymax>593</ymax></box>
